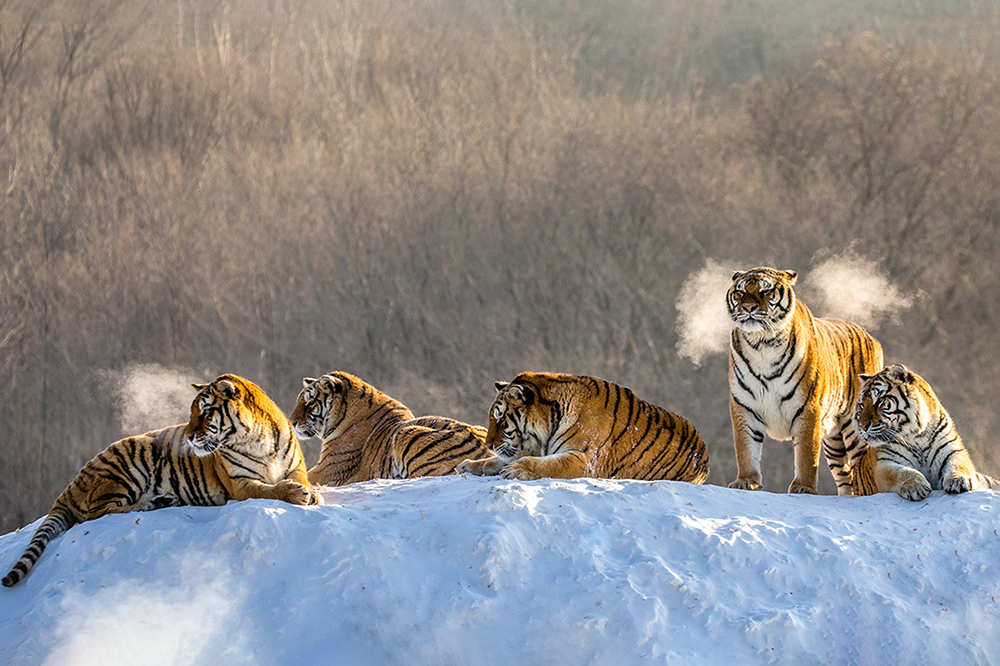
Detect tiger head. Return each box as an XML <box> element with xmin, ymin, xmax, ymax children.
<box><xmin>485</xmin><ymin>376</ymin><xmax>551</xmax><ymax>460</ymax></box>
<box><xmin>854</xmin><ymin>364</ymin><xmax>932</xmax><ymax>447</ymax></box>
<box><xmin>185</xmin><ymin>374</ymin><xmax>276</xmax><ymax>456</ymax></box>
<box><xmin>727</xmin><ymin>267</ymin><xmax>798</xmax><ymax>338</ymax></box>
<box><xmin>290</xmin><ymin>372</ymin><xmax>365</xmax><ymax>441</ymax></box>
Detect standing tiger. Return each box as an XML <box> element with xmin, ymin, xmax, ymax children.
<box><xmin>290</xmin><ymin>372</ymin><xmax>490</xmax><ymax>485</ymax></box>
<box><xmin>851</xmin><ymin>364</ymin><xmax>998</xmax><ymax>500</ymax></box>
<box><xmin>727</xmin><ymin>267</ymin><xmax>883</xmax><ymax>495</ymax></box>
<box><xmin>456</xmin><ymin>372</ymin><xmax>710</xmax><ymax>483</ymax></box>
<box><xmin>2</xmin><ymin>374</ymin><xmax>321</xmax><ymax>588</ymax></box>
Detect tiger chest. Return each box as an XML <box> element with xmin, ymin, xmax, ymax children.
<box><xmin>731</xmin><ymin>336</ymin><xmax>807</xmax><ymax>441</ymax></box>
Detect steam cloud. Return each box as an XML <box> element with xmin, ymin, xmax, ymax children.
<box><xmin>675</xmin><ymin>253</ymin><xmax>913</xmax><ymax>364</ymax></box>
<box><xmin>802</xmin><ymin>252</ymin><xmax>913</xmax><ymax>328</ymax></box>
<box><xmin>112</xmin><ymin>364</ymin><xmax>204</xmax><ymax>433</ymax></box>
<box><xmin>674</xmin><ymin>259</ymin><xmax>737</xmax><ymax>366</ymax></box>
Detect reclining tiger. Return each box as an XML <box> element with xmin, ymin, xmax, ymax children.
<box><xmin>290</xmin><ymin>372</ymin><xmax>489</xmax><ymax>485</ymax></box>
<box><xmin>2</xmin><ymin>374</ymin><xmax>321</xmax><ymax>587</ymax></box>
<box><xmin>727</xmin><ymin>267</ymin><xmax>884</xmax><ymax>495</ymax></box>
<box><xmin>851</xmin><ymin>364</ymin><xmax>999</xmax><ymax>500</ymax></box>
<box><xmin>456</xmin><ymin>372</ymin><xmax>710</xmax><ymax>482</ymax></box>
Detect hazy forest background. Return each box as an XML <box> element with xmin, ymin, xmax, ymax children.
<box><xmin>1</xmin><ymin>0</ymin><xmax>999</xmax><ymax>530</ymax></box>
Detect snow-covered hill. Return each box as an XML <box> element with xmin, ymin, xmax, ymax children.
<box><xmin>0</xmin><ymin>477</ymin><xmax>997</xmax><ymax>665</ymax></box>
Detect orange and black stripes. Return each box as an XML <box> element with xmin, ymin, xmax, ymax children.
<box><xmin>727</xmin><ymin>267</ymin><xmax>884</xmax><ymax>494</ymax></box>
<box><xmin>2</xmin><ymin>425</ymin><xmax>225</xmax><ymax>587</ymax></box>
<box><xmin>852</xmin><ymin>365</ymin><xmax>999</xmax><ymax>498</ymax></box>
<box><xmin>477</xmin><ymin>372</ymin><xmax>709</xmax><ymax>483</ymax></box>
<box><xmin>5</xmin><ymin>374</ymin><xmax>317</xmax><ymax>587</ymax></box>
<box><xmin>291</xmin><ymin>372</ymin><xmax>489</xmax><ymax>486</ymax></box>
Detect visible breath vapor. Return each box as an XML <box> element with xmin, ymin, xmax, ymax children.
<box><xmin>112</xmin><ymin>364</ymin><xmax>204</xmax><ymax>434</ymax></box>
<box><xmin>675</xmin><ymin>259</ymin><xmax>736</xmax><ymax>365</ymax></box>
<box><xmin>802</xmin><ymin>252</ymin><xmax>913</xmax><ymax>327</ymax></box>
<box><xmin>675</xmin><ymin>253</ymin><xmax>913</xmax><ymax>364</ymax></box>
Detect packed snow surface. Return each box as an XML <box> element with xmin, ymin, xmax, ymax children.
<box><xmin>0</xmin><ymin>477</ymin><xmax>997</xmax><ymax>665</ymax></box>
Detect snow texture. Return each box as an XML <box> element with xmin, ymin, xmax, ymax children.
<box><xmin>0</xmin><ymin>477</ymin><xmax>997</xmax><ymax>665</ymax></box>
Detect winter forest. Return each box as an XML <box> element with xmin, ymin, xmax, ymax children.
<box><xmin>1</xmin><ymin>0</ymin><xmax>999</xmax><ymax>531</ymax></box>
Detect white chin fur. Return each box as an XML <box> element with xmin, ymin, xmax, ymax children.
<box><xmin>188</xmin><ymin>439</ymin><xmax>217</xmax><ymax>457</ymax></box>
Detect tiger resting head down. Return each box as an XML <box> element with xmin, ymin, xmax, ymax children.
<box><xmin>726</xmin><ymin>267</ymin><xmax>883</xmax><ymax>495</ymax></box>
<box><xmin>2</xmin><ymin>374</ymin><xmax>320</xmax><ymax>587</ymax></box>
<box><xmin>456</xmin><ymin>372</ymin><xmax>710</xmax><ymax>483</ymax></box>
<box><xmin>291</xmin><ymin>372</ymin><xmax>488</xmax><ymax>486</ymax></box>
<box><xmin>851</xmin><ymin>364</ymin><xmax>998</xmax><ymax>500</ymax></box>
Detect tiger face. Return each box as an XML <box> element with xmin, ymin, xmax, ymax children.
<box><xmin>290</xmin><ymin>373</ymin><xmax>351</xmax><ymax>440</ymax></box>
<box><xmin>486</xmin><ymin>381</ymin><xmax>541</xmax><ymax>459</ymax></box>
<box><xmin>727</xmin><ymin>267</ymin><xmax>798</xmax><ymax>336</ymax></box>
<box><xmin>290</xmin><ymin>376</ymin><xmax>333</xmax><ymax>439</ymax></box>
<box><xmin>854</xmin><ymin>365</ymin><xmax>930</xmax><ymax>446</ymax></box>
<box><xmin>185</xmin><ymin>377</ymin><xmax>248</xmax><ymax>456</ymax></box>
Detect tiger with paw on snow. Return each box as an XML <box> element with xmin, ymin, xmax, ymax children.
<box><xmin>851</xmin><ymin>364</ymin><xmax>999</xmax><ymax>501</ymax></box>
<box><xmin>2</xmin><ymin>374</ymin><xmax>321</xmax><ymax>588</ymax></box>
<box><xmin>291</xmin><ymin>372</ymin><xmax>490</xmax><ymax>486</ymax></box>
<box><xmin>457</xmin><ymin>372</ymin><xmax>709</xmax><ymax>483</ymax></box>
<box><xmin>727</xmin><ymin>267</ymin><xmax>884</xmax><ymax>495</ymax></box>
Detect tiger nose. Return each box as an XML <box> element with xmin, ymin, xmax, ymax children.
<box><xmin>741</xmin><ymin>302</ymin><xmax>758</xmax><ymax>313</ymax></box>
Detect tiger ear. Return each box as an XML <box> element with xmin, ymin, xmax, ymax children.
<box><xmin>731</xmin><ymin>271</ymin><xmax>743</xmax><ymax>281</ymax></box>
<box><xmin>858</xmin><ymin>374</ymin><xmax>872</xmax><ymax>383</ymax></box>
<box><xmin>192</xmin><ymin>382</ymin><xmax>208</xmax><ymax>392</ymax></box>
<box><xmin>319</xmin><ymin>374</ymin><xmax>340</xmax><ymax>393</ymax></box>
<box><xmin>507</xmin><ymin>383</ymin><xmax>534</xmax><ymax>406</ymax></box>
<box><xmin>217</xmin><ymin>379</ymin><xmax>241</xmax><ymax>400</ymax></box>
<box><xmin>494</xmin><ymin>381</ymin><xmax>509</xmax><ymax>393</ymax></box>
<box><xmin>302</xmin><ymin>377</ymin><xmax>317</xmax><ymax>389</ymax></box>
<box><xmin>888</xmin><ymin>364</ymin><xmax>911</xmax><ymax>382</ymax></box>
<box><xmin>782</xmin><ymin>270</ymin><xmax>798</xmax><ymax>284</ymax></box>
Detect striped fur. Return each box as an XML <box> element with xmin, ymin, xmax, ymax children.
<box><xmin>2</xmin><ymin>374</ymin><xmax>320</xmax><ymax>588</ymax></box>
<box><xmin>851</xmin><ymin>364</ymin><xmax>998</xmax><ymax>500</ymax></box>
<box><xmin>456</xmin><ymin>372</ymin><xmax>710</xmax><ymax>482</ymax></box>
<box><xmin>290</xmin><ymin>372</ymin><xmax>489</xmax><ymax>486</ymax></box>
<box><xmin>727</xmin><ymin>267</ymin><xmax>883</xmax><ymax>495</ymax></box>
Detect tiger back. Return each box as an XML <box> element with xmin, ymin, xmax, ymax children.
<box><xmin>456</xmin><ymin>372</ymin><xmax>710</xmax><ymax>483</ymax></box>
<box><xmin>851</xmin><ymin>364</ymin><xmax>999</xmax><ymax>501</ymax></box>
<box><xmin>727</xmin><ymin>267</ymin><xmax>883</xmax><ymax>495</ymax></box>
<box><xmin>3</xmin><ymin>374</ymin><xmax>320</xmax><ymax>588</ymax></box>
<box><xmin>290</xmin><ymin>372</ymin><xmax>489</xmax><ymax>486</ymax></box>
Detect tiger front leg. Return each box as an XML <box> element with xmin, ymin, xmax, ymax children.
<box><xmin>940</xmin><ymin>448</ymin><xmax>977</xmax><ymax>495</ymax></box>
<box><xmin>824</xmin><ymin>418</ymin><xmax>861</xmax><ymax>496</ymax></box>
<box><xmin>788</xmin><ymin>409</ymin><xmax>822</xmax><ymax>494</ymax></box>
<box><xmin>500</xmin><ymin>450</ymin><xmax>588</xmax><ymax>481</ymax></box>
<box><xmin>226</xmin><ymin>477</ymin><xmax>323</xmax><ymax>506</ymax></box>
<box><xmin>728</xmin><ymin>397</ymin><xmax>765</xmax><ymax>491</ymax></box>
<box><xmin>874</xmin><ymin>459</ymin><xmax>932</xmax><ymax>501</ymax></box>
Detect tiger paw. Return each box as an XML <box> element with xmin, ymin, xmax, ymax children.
<box><xmin>728</xmin><ymin>478</ymin><xmax>762</xmax><ymax>491</ymax></box>
<box><xmin>455</xmin><ymin>459</ymin><xmax>482</xmax><ymax>475</ymax></box>
<box><xmin>896</xmin><ymin>475</ymin><xmax>932</xmax><ymax>502</ymax></box>
<box><xmin>943</xmin><ymin>474</ymin><xmax>973</xmax><ymax>495</ymax></box>
<box><xmin>276</xmin><ymin>480</ymin><xmax>320</xmax><ymax>506</ymax></box>
<box><xmin>457</xmin><ymin>457</ymin><xmax>505</xmax><ymax>476</ymax></box>
<box><xmin>500</xmin><ymin>458</ymin><xmax>543</xmax><ymax>481</ymax></box>
<box><xmin>787</xmin><ymin>481</ymin><xmax>818</xmax><ymax>495</ymax></box>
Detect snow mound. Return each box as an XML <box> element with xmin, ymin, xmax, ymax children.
<box><xmin>0</xmin><ymin>478</ymin><xmax>997</xmax><ymax>665</ymax></box>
